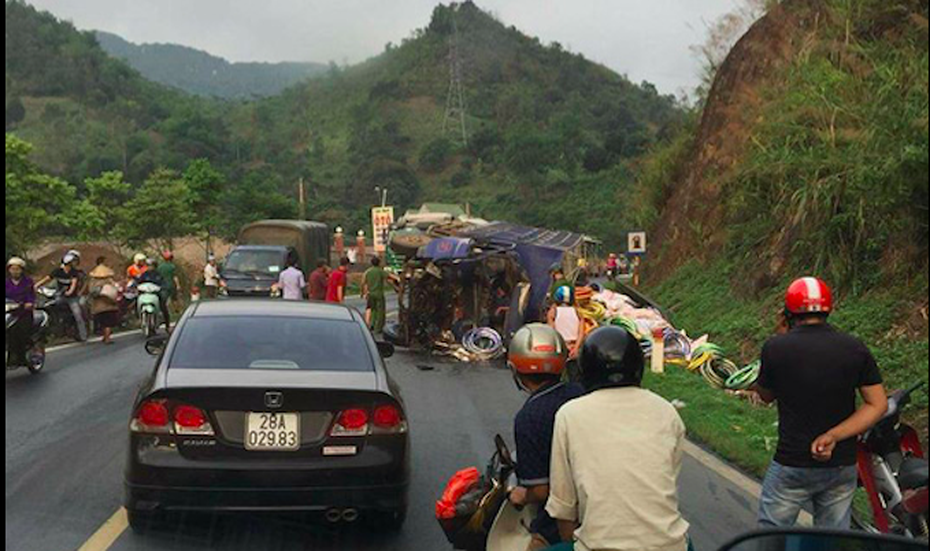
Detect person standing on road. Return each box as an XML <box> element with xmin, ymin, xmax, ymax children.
<box><xmin>545</xmin><ymin>326</ymin><xmax>692</xmax><ymax>551</ymax></box>
<box><xmin>6</xmin><ymin>257</ymin><xmax>36</xmax><ymax>366</ymax></box>
<box><xmin>203</xmin><ymin>255</ymin><xmax>220</xmax><ymax>299</ymax></box>
<box><xmin>35</xmin><ymin>253</ymin><xmax>88</xmax><ymax>341</ymax></box>
<box><xmin>326</xmin><ymin>257</ymin><xmax>350</xmax><ymax>304</ymax></box>
<box><xmin>277</xmin><ymin>255</ymin><xmax>306</xmax><ymax>301</ymax></box>
<box><xmin>753</xmin><ymin>277</ymin><xmax>887</xmax><ymax>529</ymax></box>
<box><xmin>88</xmin><ymin>257</ymin><xmax>120</xmax><ymax>345</ymax></box>
<box><xmin>507</xmin><ymin>324</ymin><xmax>584</xmax><ymax>550</ymax></box>
<box><xmin>308</xmin><ymin>260</ymin><xmax>330</xmax><ymax>301</ymax></box>
<box><xmin>157</xmin><ymin>251</ymin><xmax>182</xmax><ymax>311</ymax></box>
<box><xmin>362</xmin><ymin>257</ymin><xmax>397</xmax><ymax>335</ymax></box>
<box><xmin>547</xmin><ymin>286</ymin><xmax>585</xmax><ymax>359</ymax></box>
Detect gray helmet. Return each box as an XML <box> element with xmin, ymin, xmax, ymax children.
<box><xmin>508</xmin><ymin>323</ymin><xmax>568</xmax><ymax>376</ymax></box>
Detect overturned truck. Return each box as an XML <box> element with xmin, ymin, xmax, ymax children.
<box><xmin>388</xmin><ymin>221</ymin><xmax>595</xmax><ymax>353</ymax></box>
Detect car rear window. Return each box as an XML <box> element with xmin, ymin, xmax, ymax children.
<box><xmin>170</xmin><ymin>317</ymin><xmax>374</xmax><ymax>372</ymax></box>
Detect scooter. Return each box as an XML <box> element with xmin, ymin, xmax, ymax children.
<box><xmin>136</xmin><ymin>282</ymin><xmax>162</xmax><ymax>337</ymax></box>
<box><xmin>437</xmin><ymin>435</ymin><xmax>536</xmax><ymax>551</ymax></box>
<box><xmin>855</xmin><ymin>382</ymin><xmax>928</xmax><ymax>539</ymax></box>
<box><xmin>5</xmin><ymin>299</ymin><xmax>48</xmax><ymax>375</ymax></box>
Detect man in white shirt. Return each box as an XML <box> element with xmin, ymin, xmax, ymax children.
<box><xmin>203</xmin><ymin>255</ymin><xmax>220</xmax><ymax>299</ymax></box>
<box><xmin>545</xmin><ymin>326</ymin><xmax>692</xmax><ymax>551</ymax></box>
<box><xmin>277</xmin><ymin>257</ymin><xmax>307</xmax><ymax>301</ymax></box>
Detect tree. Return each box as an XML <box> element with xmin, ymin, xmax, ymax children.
<box><xmin>5</xmin><ymin>134</ymin><xmax>78</xmax><ymax>255</ymax></box>
<box><xmin>6</xmin><ymin>97</ymin><xmax>26</xmax><ymax>129</ymax></box>
<box><xmin>118</xmin><ymin>168</ymin><xmax>194</xmax><ymax>250</ymax></box>
<box><xmin>71</xmin><ymin>171</ymin><xmax>131</xmax><ymax>248</ymax></box>
<box><xmin>183</xmin><ymin>158</ymin><xmax>225</xmax><ymax>251</ymax></box>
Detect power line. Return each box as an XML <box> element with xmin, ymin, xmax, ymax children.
<box><xmin>442</xmin><ymin>4</ymin><xmax>469</xmax><ymax>146</ymax></box>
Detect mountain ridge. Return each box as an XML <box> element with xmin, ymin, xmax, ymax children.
<box><xmin>94</xmin><ymin>31</ymin><xmax>327</xmax><ymax>99</ymax></box>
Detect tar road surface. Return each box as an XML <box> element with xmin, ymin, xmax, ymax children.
<box><xmin>6</xmin><ymin>298</ymin><xmax>758</xmax><ymax>551</ymax></box>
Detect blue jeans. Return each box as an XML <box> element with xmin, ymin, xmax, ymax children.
<box><xmin>758</xmin><ymin>461</ymin><xmax>858</xmax><ymax>529</ymax></box>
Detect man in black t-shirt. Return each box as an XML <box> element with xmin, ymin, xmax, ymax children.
<box><xmin>754</xmin><ymin>277</ymin><xmax>888</xmax><ymax>529</ymax></box>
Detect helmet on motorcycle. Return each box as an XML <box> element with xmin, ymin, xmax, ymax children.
<box><xmin>162</xmin><ymin>250</ymin><xmax>174</xmax><ymax>261</ymax></box>
<box><xmin>7</xmin><ymin>257</ymin><xmax>26</xmax><ymax>269</ymax></box>
<box><xmin>553</xmin><ymin>285</ymin><xmax>574</xmax><ymax>306</ymax></box>
<box><xmin>579</xmin><ymin>326</ymin><xmax>645</xmax><ymax>391</ymax></box>
<box><xmin>508</xmin><ymin>324</ymin><xmax>568</xmax><ymax>376</ymax></box>
<box><xmin>67</xmin><ymin>249</ymin><xmax>81</xmax><ymax>260</ymax></box>
<box><xmin>785</xmin><ymin>277</ymin><xmax>833</xmax><ymax>316</ymax></box>
<box><xmin>133</xmin><ymin>253</ymin><xmax>146</xmax><ymax>264</ymax></box>
<box><xmin>62</xmin><ymin>253</ymin><xmax>77</xmax><ymax>266</ymax></box>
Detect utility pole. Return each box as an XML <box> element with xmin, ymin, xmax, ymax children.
<box><xmin>442</xmin><ymin>4</ymin><xmax>469</xmax><ymax>146</ymax></box>
<box><xmin>298</xmin><ymin>177</ymin><xmax>307</xmax><ymax>221</ymax></box>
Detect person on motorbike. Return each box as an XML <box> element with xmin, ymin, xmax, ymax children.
<box><xmin>138</xmin><ymin>258</ymin><xmax>172</xmax><ymax>333</ymax></box>
<box><xmin>34</xmin><ymin>253</ymin><xmax>88</xmax><ymax>341</ymax></box>
<box><xmin>6</xmin><ymin>257</ymin><xmax>36</xmax><ymax>366</ymax></box>
<box><xmin>752</xmin><ymin>277</ymin><xmax>888</xmax><ymax>529</ymax></box>
<box><xmin>508</xmin><ymin>324</ymin><xmax>585</xmax><ymax>550</ymax></box>
<box><xmin>545</xmin><ymin>326</ymin><xmax>692</xmax><ymax>551</ymax></box>
<box><xmin>126</xmin><ymin>253</ymin><xmax>148</xmax><ymax>281</ymax></box>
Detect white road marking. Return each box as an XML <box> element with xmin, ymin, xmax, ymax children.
<box><xmin>682</xmin><ymin>440</ymin><xmax>813</xmax><ymax>526</ymax></box>
<box><xmin>46</xmin><ymin>330</ymin><xmax>142</xmax><ymax>354</ymax></box>
<box><xmin>75</xmin><ymin>507</ymin><xmax>128</xmax><ymax>551</ymax></box>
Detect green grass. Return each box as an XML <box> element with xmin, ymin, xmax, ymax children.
<box><xmin>640</xmin><ymin>259</ymin><xmax>929</xmax><ymax>479</ymax></box>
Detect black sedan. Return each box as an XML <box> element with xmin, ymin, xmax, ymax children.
<box><xmin>124</xmin><ymin>299</ymin><xmax>409</xmax><ymax>533</ymax></box>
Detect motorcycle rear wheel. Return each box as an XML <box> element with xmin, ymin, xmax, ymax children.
<box><xmin>26</xmin><ymin>345</ymin><xmax>45</xmax><ymax>374</ymax></box>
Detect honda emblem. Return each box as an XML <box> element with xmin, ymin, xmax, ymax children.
<box><xmin>264</xmin><ymin>391</ymin><xmax>284</xmax><ymax>409</ymax></box>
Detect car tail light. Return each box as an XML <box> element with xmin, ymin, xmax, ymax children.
<box><xmin>131</xmin><ymin>399</ymin><xmax>170</xmax><ymax>433</ymax></box>
<box><xmin>173</xmin><ymin>404</ymin><xmax>214</xmax><ymax>435</ymax></box>
<box><xmin>372</xmin><ymin>404</ymin><xmax>407</xmax><ymax>434</ymax></box>
<box><xmin>331</xmin><ymin>408</ymin><xmax>369</xmax><ymax>437</ymax></box>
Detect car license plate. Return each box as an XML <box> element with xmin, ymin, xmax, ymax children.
<box><xmin>245</xmin><ymin>412</ymin><xmax>300</xmax><ymax>451</ymax></box>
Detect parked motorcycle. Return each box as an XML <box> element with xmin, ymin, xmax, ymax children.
<box><xmin>437</xmin><ymin>435</ymin><xmax>535</xmax><ymax>551</ymax></box>
<box><xmin>5</xmin><ymin>299</ymin><xmax>48</xmax><ymax>375</ymax></box>
<box><xmin>136</xmin><ymin>282</ymin><xmax>162</xmax><ymax>337</ymax></box>
<box><xmin>855</xmin><ymin>382</ymin><xmax>928</xmax><ymax>539</ymax></box>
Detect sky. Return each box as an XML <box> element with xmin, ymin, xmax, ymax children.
<box><xmin>25</xmin><ymin>0</ymin><xmax>743</xmax><ymax>96</ymax></box>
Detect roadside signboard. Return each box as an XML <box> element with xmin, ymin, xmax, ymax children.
<box><xmin>372</xmin><ymin>206</ymin><xmax>395</xmax><ymax>254</ymax></box>
<box><xmin>627</xmin><ymin>231</ymin><xmax>647</xmax><ymax>255</ymax></box>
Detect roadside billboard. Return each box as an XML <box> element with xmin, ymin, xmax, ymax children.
<box><xmin>372</xmin><ymin>206</ymin><xmax>395</xmax><ymax>254</ymax></box>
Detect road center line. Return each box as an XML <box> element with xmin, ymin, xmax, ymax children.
<box><xmin>75</xmin><ymin>507</ymin><xmax>128</xmax><ymax>551</ymax></box>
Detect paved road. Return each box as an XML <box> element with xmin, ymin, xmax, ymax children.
<box><xmin>6</xmin><ymin>300</ymin><xmax>758</xmax><ymax>551</ymax></box>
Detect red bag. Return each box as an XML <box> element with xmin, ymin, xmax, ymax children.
<box><xmin>436</xmin><ymin>467</ymin><xmax>480</xmax><ymax>520</ymax></box>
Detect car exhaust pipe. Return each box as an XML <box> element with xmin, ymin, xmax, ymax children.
<box><xmin>341</xmin><ymin>508</ymin><xmax>359</xmax><ymax>523</ymax></box>
<box><xmin>325</xmin><ymin>508</ymin><xmax>343</xmax><ymax>523</ymax></box>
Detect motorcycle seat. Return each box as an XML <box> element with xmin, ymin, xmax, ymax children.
<box><xmin>899</xmin><ymin>457</ymin><xmax>929</xmax><ymax>490</ymax></box>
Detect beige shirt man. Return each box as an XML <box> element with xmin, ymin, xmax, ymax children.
<box><xmin>546</xmin><ymin>387</ymin><xmax>690</xmax><ymax>551</ymax></box>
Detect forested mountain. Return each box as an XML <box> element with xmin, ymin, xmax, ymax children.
<box><xmin>95</xmin><ymin>32</ymin><xmax>327</xmax><ymax>99</ymax></box>
<box><xmin>6</xmin><ymin>0</ymin><xmax>685</xmax><ymax>245</ymax></box>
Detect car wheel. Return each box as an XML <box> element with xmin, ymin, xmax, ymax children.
<box><xmin>126</xmin><ymin>508</ymin><xmax>161</xmax><ymax>535</ymax></box>
<box><xmin>366</xmin><ymin>507</ymin><xmax>407</xmax><ymax>532</ymax></box>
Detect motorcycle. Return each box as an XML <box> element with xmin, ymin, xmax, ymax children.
<box><xmin>5</xmin><ymin>299</ymin><xmax>48</xmax><ymax>375</ymax></box>
<box><xmin>437</xmin><ymin>435</ymin><xmax>536</xmax><ymax>551</ymax></box>
<box><xmin>855</xmin><ymin>382</ymin><xmax>928</xmax><ymax>539</ymax></box>
<box><xmin>36</xmin><ymin>286</ymin><xmax>84</xmax><ymax>341</ymax></box>
<box><xmin>136</xmin><ymin>282</ymin><xmax>162</xmax><ymax>337</ymax></box>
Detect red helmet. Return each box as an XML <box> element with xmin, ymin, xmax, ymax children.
<box><xmin>785</xmin><ymin>277</ymin><xmax>833</xmax><ymax>315</ymax></box>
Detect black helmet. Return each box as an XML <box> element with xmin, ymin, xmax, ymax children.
<box><xmin>579</xmin><ymin>326</ymin><xmax>645</xmax><ymax>391</ymax></box>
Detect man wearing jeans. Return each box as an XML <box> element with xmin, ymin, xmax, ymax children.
<box><xmin>754</xmin><ymin>277</ymin><xmax>888</xmax><ymax>529</ymax></box>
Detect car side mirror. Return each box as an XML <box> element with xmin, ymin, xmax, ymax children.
<box><xmin>144</xmin><ymin>335</ymin><xmax>169</xmax><ymax>356</ymax></box>
<box><xmin>376</xmin><ymin>341</ymin><xmax>395</xmax><ymax>359</ymax></box>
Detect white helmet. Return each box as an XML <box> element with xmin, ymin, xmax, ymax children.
<box><xmin>67</xmin><ymin>249</ymin><xmax>82</xmax><ymax>259</ymax></box>
<box><xmin>62</xmin><ymin>253</ymin><xmax>77</xmax><ymax>265</ymax></box>
<box><xmin>133</xmin><ymin>253</ymin><xmax>147</xmax><ymax>264</ymax></box>
<box><xmin>7</xmin><ymin>257</ymin><xmax>26</xmax><ymax>269</ymax></box>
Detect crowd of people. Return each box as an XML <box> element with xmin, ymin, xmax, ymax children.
<box><xmin>501</xmin><ymin>276</ymin><xmax>888</xmax><ymax>551</ymax></box>
<box><xmin>268</xmin><ymin>254</ymin><xmax>399</xmax><ymax>335</ymax></box>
